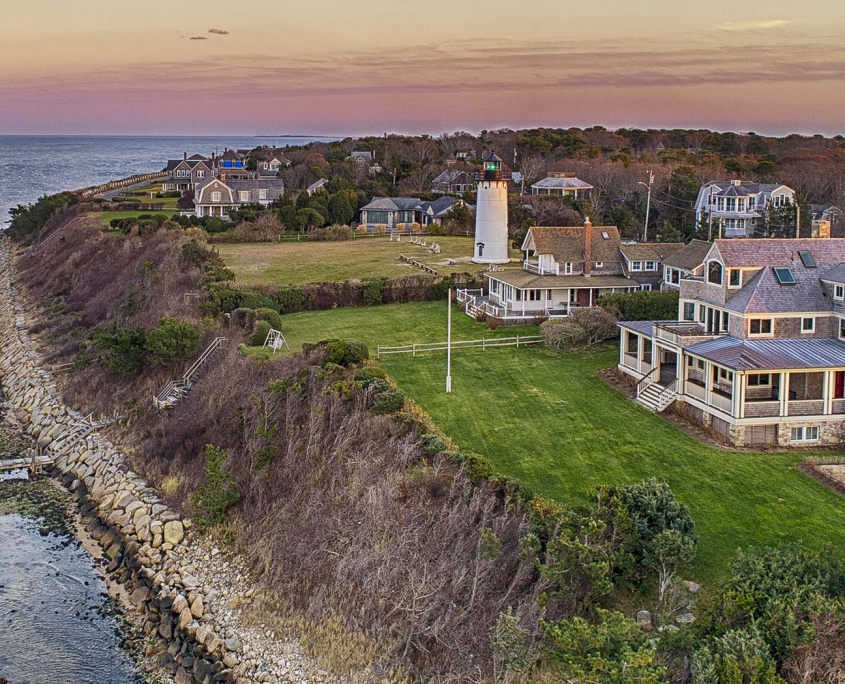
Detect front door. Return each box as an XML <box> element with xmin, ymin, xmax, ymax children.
<box><xmin>576</xmin><ymin>288</ymin><xmax>590</xmax><ymax>306</ymax></box>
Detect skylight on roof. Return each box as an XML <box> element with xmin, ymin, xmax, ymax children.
<box><xmin>601</xmin><ymin>231</ymin><xmax>610</xmax><ymax>239</ymax></box>
<box><xmin>799</xmin><ymin>250</ymin><xmax>817</xmax><ymax>268</ymax></box>
<box><xmin>773</xmin><ymin>267</ymin><xmax>797</xmax><ymax>285</ymax></box>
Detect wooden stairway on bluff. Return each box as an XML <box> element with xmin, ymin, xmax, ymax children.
<box><xmin>153</xmin><ymin>337</ymin><xmax>227</xmax><ymax>410</ymax></box>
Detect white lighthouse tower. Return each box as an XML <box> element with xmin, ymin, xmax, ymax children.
<box><xmin>472</xmin><ymin>151</ymin><xmax>510</xmax><ymax>264</ymax></box>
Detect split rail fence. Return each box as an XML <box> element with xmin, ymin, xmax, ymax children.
<box><xmin>377</xmin><ymin>335</ymin><xmax>543</xmax><ymax>359</ymax></box>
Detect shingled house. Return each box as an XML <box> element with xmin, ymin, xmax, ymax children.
<box><xmin>619</xmin><ymin>242</ymin><xmax>685</xmax><ymax>291</ymax></box>
<box><xmin>458</xmin><ymin>221</ymin><xmax>637</xmax><ymax>321</ymax></box>
<box><xmin>358</xmin><ymin>196</ymin><xmax>460</xmax><ymax>231</ymax></box>
<box><xmin>618</xmin><ymin>238</ymin><xmax>845</xmax><ymax>446</ymax></box>
<box><xmin>661</xmin><ymin>240</ymin><xmax>713</xmax><ymax>290</ymax></box>
<box><xmin>163</xmin><ymin>153</ymin><xmax>214</xmax><ymax>192</ymax></box>
<box><xmin>194</xmin><ymin>177</ymin><xmax>285</xmax><ymax>219</ymax></box>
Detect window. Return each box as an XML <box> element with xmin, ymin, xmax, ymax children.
<box><xmin>197</xmin><ymin>170</ymin><xmax>205</xmax><ymax>179</ymax></box>
<box><xmin>515</xmin><ymin>289</ymin><xmax>522</xmax><ymax>301</ymax></box>
<box><xmin>631</xmin><ymin>261</ymin><xmax>643</xmax><ymax>271</ymax></box>
<box><xmin>239</xmin><ymin>191</ymin><xmax>250</xmax><ymax>202</ymax></box>
<box><xmin>595</xmin><ymin>261</ymin><xmax>604</xmax><ymax>269</ymax></box>
<box><xmin>639</xmin><ymin>284</ymin><xmax>652</xmax><ymax>291</ymax></box>
<box><xmin>367</xmin><ymin>211</ymin><xmax>389</xmax><ymax>224</ymax></box>
<box><xmin>258</xmin><ymin>189</ymin><xmax>268</xmax><ymax>200</ymax></box>
<box><xmin>211</xmin><ymin>191</ymin><xmax>221</xmax><ymax>202</ymax></box>
<box><xmin>749</xmin><ymin>319</ymin><xmax>773</xmax><ymax>335</ymax></box>
<box><xmin>802</xmin><ymin>317</ymin><xmax>815</xmax><ymax>333</ymax></box>
<box><xmin>547</xmin><ymin>289</ymin><xmax>553</xmax><ymax>300</ymax></box>
<box><xmin>697</xmin><ymin>359</ymin><xmax>705</xmax><ymax>370</ymax></box>
<box><xmin>564</xmin><ymin>262</ymin><xmax>573</xmax><ymax>275</ymax></box>
<box><xmin>490</xmin><ymin>280</ymin><xmax>500</xmax><ymax>294</ymax></box>
<box><xmin>836</xmin><ymin>285</ymin><xmax>845</xmax><ymax>300</ymax></box>
<box><xmin>528</xmin><ymin>289</ymin><xmax>542</xmax><ymax>301</ymax></box>
<box><xmin>669</xmin><ymin>268</ymin><xmax>679</xmax><ymax>285</ymax></box>
<box><xmin>729</xmin><ymin>269</ymin><xmax>742</xmax><ymax>288</ymax></box>
<box><xmin>683</xmin><ymin>302</ymin><xmax>695</xmax><ymax>321</ymax></box>
<box><xmin>748</xmin><ymin>373</ymin><xmax>771</xmax><ymax>386</ymax></box>
<box><xmin>708</xmin><ymin>261</ymin><xmax>723</xmax><ymax>285</ymax></box>
<box><xmin>791</xmin><ymin>426</ymin><xmax>819</xmax><ymax>443</ymax></box>
<box><xmin>799</xmin><ymin>251</ymin><xmax>817</xmax><ymax>268</ymax></box>
<box><xmin>698</xmin><ymin>306</ymin><xmax>706</xmax><ymax>324</ymax></box>
<box><xmin>645</xmin><ymin>261</ymin><xmax>656</xmax><ymax>271</ymax></box>
<box><xmin>840</xmin><ymin>319</ymin><xmax>845</xmax><ymax>339</ymax></box>
<box><xmin>721</xmin><ymin>312</ymin><xmax>730</xmax><ymax>332</ymax></box>
<box><xmin>773</xmin><ymin>267</ymin><xmax>796</xmax><ymax>285</ymax></box>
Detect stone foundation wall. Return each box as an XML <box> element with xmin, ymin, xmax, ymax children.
<box><xmin>0</xmin><ymin>239</ymin><xmax>271</xmax><ymax>684</ymax></box>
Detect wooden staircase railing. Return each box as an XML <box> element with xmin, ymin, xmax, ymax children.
<box><xmin>153</xmin><ymin>337</ymin><xmax>227</xmax><ymax>410</ymax></box>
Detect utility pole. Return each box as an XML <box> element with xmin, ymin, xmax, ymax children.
<box><xmin>640</xmin><ymin>170</ymin><xmax>654</xmax><ymax>242</ymax></box>
<box><xmin>708</xmin><ymin>185</ymin><xmax>714</xmax><ymax>240</ymax></box>
<box><xmin>796</xmin><ymin>202</ymin><xmax>801</xmax><ymax>239</ymax></box>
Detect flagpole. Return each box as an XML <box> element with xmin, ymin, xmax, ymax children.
<box><xmin>446</xmin><ymin>289</ymin><xmax>452</xmax><ymax>393</ymax></box>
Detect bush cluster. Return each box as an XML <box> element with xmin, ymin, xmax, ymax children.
<box><xmin>598</xmin><ymin>289</ymin><xmax>680</xmax><ymax>321</ymax></box>
<box><xmin>8</xmin><ymin>192</ymin><xmax>79</xmax><ymax>243</ymax></box>
<box><xmin>93</xmin><ymin>317</ymin><xmax>203</xmax><ymax>376</ymax></box>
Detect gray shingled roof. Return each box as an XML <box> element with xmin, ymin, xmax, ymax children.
<box><xmin>661</xmin><ymin>240</ymin><xmax>712</xmax><ymax>271</ymax></box>
<box><xmin>361</xmin><ymin>196</ymin><xmax>458</xmax><ymax>216</ymax></box>
<box><xmin>619</xmin><ymin>242</ymin><xmax>685</xmax><ymax>262</ymax></box>
<box><xmin>713</xmin><ymin>239</ymin><xmax>845</xmax><ymax>268</ymax></box>
<box><xmin>531</xmin><ymin>177</ymin><xmax>593</xmax><ymax>190</ymax></box>
<box><xmin>526</xmin><ymin>225</ymin><xmax>623</xmax><ymax>265</ymax></box>
<box><xmin>490</xmin><ymin>271</ymin><xmax>636</xmax><ymax>289</ymax></box>
<box><xmin>686</xmin><ymin>336</ymin><xmax>845</xmax><ymax>371</ymax></box>
<box><xmin>820</xmin><ymin>263</ymin><xmax>845</xmax><ymax>285</ymax></box>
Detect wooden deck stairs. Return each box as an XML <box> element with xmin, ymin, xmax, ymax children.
<box><xmin>153</xmin><ymin>337</ymin><xmax>226</xmax><ymax>410</ymax></box>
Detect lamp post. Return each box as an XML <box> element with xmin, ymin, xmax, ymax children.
<box><xmin>638</xmin><ymin>170</ymin><xmax>654</xmax><ymax>242</ymax></box>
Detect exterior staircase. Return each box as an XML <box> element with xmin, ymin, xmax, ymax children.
<box><xmin>636</xmin><ymin>379</ymin><xmax>678</xmax><ymax>413</ymax></box>
<box><xmin>153</xmin><ymin>337</ymin><xmax>226</xmax><ymax>410</ymax></box>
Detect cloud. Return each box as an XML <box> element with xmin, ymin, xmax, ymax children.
<box><xmin>209</xmin><ymin>28</ymin><xmax>229</xmax><ymax>35</ymax></box>
<box><xmin>717</xmin><ymin>19</ymin><xmax>790</xmax><ymax>32</ymax></box>
<box><xmin>189</xmin><ymin>36</ymin><xmax>207</xmax><ymax>40</ymax></box>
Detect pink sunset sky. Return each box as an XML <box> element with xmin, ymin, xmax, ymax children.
<box><xmin>3</xmin><ymin>0</ymin><xmax>845</xmax><ymax>136</ymax></box>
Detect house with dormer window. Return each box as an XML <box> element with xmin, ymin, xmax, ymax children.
<box><xmin>194</xmin><ymin>176</ymin><xmax>285</xmax><ymax>219</ymax></box>
<box><xmin>459</xmin><ymin>221</ymin><xmax>638</xmax><ymax>321</ymax></box>
<box><xmin>163</xmin><ymin>153</ymin><xmax>215</xmax><ymax>192</ymax></box>
<box><xmin>618</xmin><ymin>238</ymin><xmax>845</xmax><ymax>446</ymax></box>
<box><xmin>693</xmin><ymin>180</ymin><xmax>796</xmax><ymax>238</ymax></box>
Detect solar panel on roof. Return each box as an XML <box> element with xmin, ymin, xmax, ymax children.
<box><xmin>773</xmin><ymin>267</ymin><xmax>797</xmax><ymax>285</ymax></box>
<box><xmin>799</xmin><ymin>250</ymin><xmax>817</xmax><ymax>268</ymax></box>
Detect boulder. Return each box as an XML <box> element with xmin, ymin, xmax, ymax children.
<box><xmin>163</xmin><ymin>521</ymin><xmax>184</xmax><ymax>546</ymax></box>
<box><xmin>191</xmin><ymin>596</ymin><xmax>204</xmax><ymax>619</ymax></box>
<box><xmin>636</xmin><ymin>610</ymin><xmax>652</xmax><ymax>630</ymax></box>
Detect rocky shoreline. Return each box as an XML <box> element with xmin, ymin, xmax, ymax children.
<box><xmin>0</xmin><ymin>238</ymin><xmax>326</xmax><ymax>684</ymax></box>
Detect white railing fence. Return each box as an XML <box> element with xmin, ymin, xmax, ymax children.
<box><xmin>377</xmin><ymin>335</ymin><xmax>544</xmax><ymax>358</ymax></box>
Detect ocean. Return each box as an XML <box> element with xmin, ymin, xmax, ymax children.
<box><xmin>0</xmin><ymin>135</ymin><xmax>339</xmax><ymax>226</ymax></box>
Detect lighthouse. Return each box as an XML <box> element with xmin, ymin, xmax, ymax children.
<box><xmin>472</xmin><ymin>151</ymin><xmax>510</xmax><ymax>264</ymax></box>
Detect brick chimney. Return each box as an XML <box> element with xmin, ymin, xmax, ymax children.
<box><xmin>183</xmin><ymin>151</ymin><xmax>187</xmax><ymax>161</ymax></box>
<box><xmin>584</xmin><ymin>217</ymin><xmax>592</xmax><ymax>277</ymax></box>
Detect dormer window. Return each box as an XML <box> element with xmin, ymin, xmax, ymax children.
<box><xmin>836</xmin><ymin>285</ymin><xmax>845</xmax><ymax>300</ymax></box>
<box><xmin>595</xmin><ymin>261</ymin><xmax>603</xmax><ymax>269</ymax></box>
<box><xmin>564</xmin><ymin>262</ymin><xmax>573</xmax><ymax>275</ymax></box>
<box><xmin>645</xmin><ymin>261</ymin><xmax>656</xmax><ymax>271</ymax></box>
<box><xmin>631</xmin><ymin>261</ymin><xmax>643</xmax><ymax>271</ymax></box>
<box><xmin>708</xmin><ymin>261</ymin><xmax>723</xmax><ymax>285</ymax></box>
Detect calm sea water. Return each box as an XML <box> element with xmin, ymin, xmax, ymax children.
<box><xmin>0</xmin><ymin>135</ymin><xmax>339</xmax><ymax>225</ymax></box>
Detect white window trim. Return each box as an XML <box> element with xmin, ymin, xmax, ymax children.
<box><xmin>748</xmin><ymin>318</ymin><xmax>774</xmax><ymax>337</ymax></box>
<box><xmin>631</xmin><ymin>261</ymin><xmax>643</xmax><ymax>271</ymax></box>
<box><xmin>835</xmin><ymin>285</ymin><xmax>845</xmax><ymax>301</ymax></box>
<box><xmin>747</xmin><ymin>373</ymin><xmax>771</xmax><ymax>387</ymax></box>
<box><xmin>801</xmin><ymin>317</ymin><xmax>816</xmax><ymax>334</ymax></box>
<box><xmin>211</xmin><ymin>191</ymin><xmax>222</xmax><ymax>203</ymax></box>
<box><xmin>791</xmin><ymin>426</ymin><xmax>819</xmax><ymax>443</ymax></box>
<box><xmin>728</xmin><ymin>269</ymin><xmax>742</xmax><ymax>289</ymax></box>
<box><xmin>645</xmin><ymin>261</ymin><xmax>656</xmax><ymax>271</ymax></box>
<box><xmin>564</xmin><ymin>262</ymin><xmax>573</xmax><ymax>275</ymax></box>
<box><xmin>639</xmin><ymin>284</ymin><xmax>652</xmax><ymax>291</ymax></box>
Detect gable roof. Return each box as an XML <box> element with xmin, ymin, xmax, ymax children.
<box><xmin>661</xmin><ymin>240</ymin><xmax>713</xmax><ymax>271</ymax></box>
<box><xmin>525</xmin><ymin>225</ymin><xmax>622</xmax><ymax>264</ymax></box>
<box><xmin>360</xmin><ymin>196</ymin><xmax>458</xmax><ymax>216</ymax></box>
<box><xmin>820</xmin><ymin>263</ymin><xmax>845</xmax><ymax>285</ymax></box>
<box><xmin>349</xmin><ymin>151</ymin><xmax>373</xmax><ymax>162</ymax></box>
<box><xmin>187</xmin><ymin>153</ymin><xmax>208</xmax><ymax>161</ymax></box>
<box><xmin>619</xmin><ymin>242</ymin><xmax>685</xmax><ymax>262</ymax></box>
<box><xmin>531</xmin><ymin>176</ymin><xmax>593</xmax><ymax>190</ymax></box>
<box><xmin>432</xmin><ymin>169</ymin><xmax>473</xmax><ymax>185</ymax></box>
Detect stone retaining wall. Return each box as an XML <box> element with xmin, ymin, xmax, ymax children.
<box><xmin>0</xmin><ymin>238</ymin><xmax>267</xmax><ymax>684</ymax></box>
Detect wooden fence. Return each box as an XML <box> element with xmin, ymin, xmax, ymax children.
<box><xmin>377</xmin><ymin>335</ymin><xmax>544</xmax><ymax>358</ymax></box>
<box><xmin>80</xmin><ymin>171</ymin><xmax>168</xmax><ymax>198</ymax></box>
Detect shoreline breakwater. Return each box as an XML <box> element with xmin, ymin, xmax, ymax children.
<box><xmin>0</xmin><ymin>237</ymin><xmax>323</xmax><ymax>684</ymax></box>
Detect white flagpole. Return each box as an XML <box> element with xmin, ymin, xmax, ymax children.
<box><xmin>446</xmin><ymin>289</ymin><xmax>452</xmax><ymax>393</ymax></box>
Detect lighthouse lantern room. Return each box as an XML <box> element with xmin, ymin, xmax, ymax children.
<box><xmin>472</xmin><ymin>151</ymin><xmax>511</xmax><ymax>264</ymax></box>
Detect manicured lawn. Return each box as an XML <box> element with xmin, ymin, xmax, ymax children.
<box><xmin>254</xmin><ymin>301</ymin><xmax>539</xmax><ymax>353</ymax></box>
<box><xmin>217</xmin><ymin>236</ymin><xmax>523</xmax><ymax>286</ymax></box>
<box><xmin>269</xmin><ymin>301</ymin><xmax>845</xmax><ymax>584</ymax></box>
<box><xmin>381</xmin><ymin>342</ymin><xmax>845</xmax><ymax>583</ymax></box>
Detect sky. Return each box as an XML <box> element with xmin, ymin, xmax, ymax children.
<box><xmin>2</xmin><ymin>0</ymin><xmax>845</xmax><ymax>137</ymax></box>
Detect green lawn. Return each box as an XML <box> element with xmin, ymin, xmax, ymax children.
<box><xmin>217</xmin><ymin>236</ymin><xmax>523</xmax><ymax>286</ymax></box>
<box><xmin>270</xmin><ymin>302</ymin><xmax>845</xmax><ymax>584</ymax></box>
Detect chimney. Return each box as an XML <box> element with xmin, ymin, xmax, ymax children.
<box><xmin>184</xmin><ymin>151</ymin><xmax>187</xmax><ymax>161</ymax></box>
<box><xmin>584</xmin><ymin>217</ymin><xmax>592</xmax><ymax>277</ymax></box>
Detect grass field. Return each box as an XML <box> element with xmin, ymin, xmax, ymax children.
<box><xmin>217</xmin><ymin>236</ymin><xmax>523</xmax><ymax>286</ymax></box>
<box><xmin>268</xmin><ymin>302</ymin><xmax>845</xmax><ymax>583</ymax></box>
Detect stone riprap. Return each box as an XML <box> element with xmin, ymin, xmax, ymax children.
<box><xmin>0</xmin><ymin>238</ymin><xmax>324</xmax><ymax>684</ymax></box>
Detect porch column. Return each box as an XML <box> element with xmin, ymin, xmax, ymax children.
<box><xmin>705</xmin><ymin>362</ymin><xmax>713</xmax><ymax>407</ymax></box>
<box><xmin>619</xmin><ymin>331</ymin><xmax>626</xmax><ymax>368</ymax></box>
<box><xmin>589</xmin><ymin>289</ymin><xmax>593</xmax><ymax>307</ymax></box>
<box><xmin>637</xmin><ymin>334</ymin><xmax>642</xmax><ymax>374</ymax></box>
<box><xmin>779</xmin><ymin>372</ymin><xmax>789</xmax><ymax>417</ymax></box>
<box><xmin>824</xmin><ymin>370</ymin><xmax>834</xmax><ymax>415</ymax></box>
<box><xmin>731</xmin><ymin>373</ymin><xmax>745</xmax><ymax>418</ymax></box>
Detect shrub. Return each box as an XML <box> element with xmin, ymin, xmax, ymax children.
<box><xmin>420</xmin><ymin>433</ymin><xmax>447</xmax><ymax>454</ymax></box>
<box><xmin>542</xmin><ymin>307</ymin><xmax>619</xmax><ymax>349</ymax></box>
<box><xmin>190</xmin><ymin>444</ymin><xmax>241</xmax><ymax>528</ymax></box>
<box><xmin>146</xmin><ymin>317</ymin><xmax>202</xmax><ymax>366</ymax></box>
<box><xmin>363</xmin><ymin>278</ymin><xmax>387</xmax><ymax>306</ymax></box>
<box><xmin>373</xmin><ymin>387</ymin><xmax>406</xmax><ymax>414</ymax></box>
<box><xmin>272</xmin><ymin>286</ymin><xmax>310</xmax><ymax>314</ymax></box>
<box><xmin>94</xmin><ymin>326</ymin><xmax>148</xmax><ymax>376</ymax></box>
<box><xmin>353</xmin><ymin>366</ymin><xmax>388</xmax><ymax>387</ymax></box>
<box><xmin>251</xmin><ymin>320</ymin><xmax>273</xmax><ymax>347</ymax></box>
<box><xmin>8</xmin><ymin>192</ymin><xmax>78</xmax><ymax>242</ymax></box>
<box><xmin>598</xmin><ymin>290</ymin><xmax>679</xmax><ymax>321</ymax></box>
<box><xmin>463</xmin><ymin>452</ymin><xmax>494</xmax><ymax>482</ymax></box>
<box><xmin>253</xmin><ymin>307</ymin><xmax>284</xmax><ymax>331</ymax></box>
<box><xmin>323</xmin><ymin>339</ymin><xmax>369</xmax><ymax>366</ymax></box>
<box><xmin>326</xmin><ymin>224</ymin><xmax>354</xmax><ymax>241</ymax></box>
